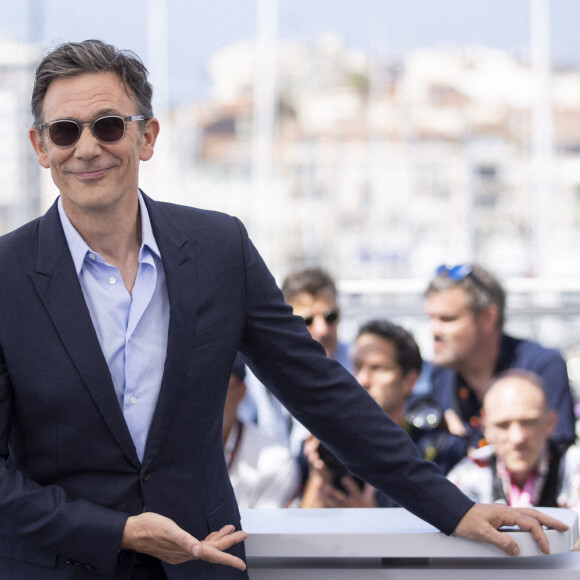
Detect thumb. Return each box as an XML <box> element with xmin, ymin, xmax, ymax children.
<box><xmin>178</xmin><ymin>532</ymin><xmax>199</xmax><ymax>556</ymax></box>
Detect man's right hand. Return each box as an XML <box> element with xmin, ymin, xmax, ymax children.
<box><xmin>120</xmin><ymin>512</ymin><xmax>248</xmax><ymax>570</ymax></box>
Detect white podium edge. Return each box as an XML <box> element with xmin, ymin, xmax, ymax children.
<box><xmin>241</xmin><ymin>507</ymin><xmax>579</xmax><ymax>559</ymax></box>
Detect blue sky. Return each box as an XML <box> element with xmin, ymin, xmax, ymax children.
<box><xmin>1</xmin><ymin>0</ymin><xmax>579</xmax><ymax>105</ymax></box>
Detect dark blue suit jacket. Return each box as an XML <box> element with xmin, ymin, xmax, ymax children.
<box><xmin>0</xmin><ymin>194</ymin><xmax>474</xmax><ymax>579</ymax></box>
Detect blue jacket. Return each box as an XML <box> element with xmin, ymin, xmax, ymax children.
<box><xmin>429</xmin><ymin>334</ymin><xmax>576</xmax><ymax>449</ymax></box>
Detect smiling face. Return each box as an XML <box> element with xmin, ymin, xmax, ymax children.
<box><xmin>29</xmin><ymin>71</ymin><xmax>159</xmax><ymax>220</ymax></box>
<box><xmin>483</xmin><ymin>375</ymin><xmax>557</xmax><ymax>488</ymax></box>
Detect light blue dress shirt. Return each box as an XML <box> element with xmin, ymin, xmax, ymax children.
<box><xmin>58</xmin><ymin>194</ymin><xmax>169</xmax><ymax>461</ymax></box>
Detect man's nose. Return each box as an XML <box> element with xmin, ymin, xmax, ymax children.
<box><xmin>508</xmin><ymin>422</ymin><xmax>526</xmax><ymax>443</ymax></box>
<box><xmin>429</xmin><ymin>316</ymin><xmax>447</xmax><ymax>337</ymax></box>
<box><xmin>74</xmin><ymin>125</ymin><xmax>101</xmax><ymax>157</ymax></box>
<box><xmin>310</xmin><ymin>314</ymin><xmax>330</xmax><ymax>337</ymax></box>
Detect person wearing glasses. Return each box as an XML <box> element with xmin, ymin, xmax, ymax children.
<box><xmin>281</xmin><ymin>267</ymin><xmax>348</xmax><ymax>368</ymax></box>
<box><xmin>0</xmin><ymin>40</ymin><xmax>568</xmax><ymax>580</ymax></box>
<box><xmin>281</xmin><ymin>267</ymin><xmax>353</xmax><ymax>454</ymax></box>
<box><xmin>424</xmin><ymin>264</ymin><xmax>576</xmax><ymax>452</ymax></box>
<box><xmin>237</xmin><ymin>267</ymin><xmax>351</xmax><ymax>451</ymax></box>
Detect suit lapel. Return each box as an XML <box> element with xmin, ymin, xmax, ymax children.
<box><xmin>30</xmin><ymin>202</ymin><xmax>140</xmax><ymax>468</ymax></box>
<box><xmin>140</xmin><ymin>195</ymin><xmax>199</xmax><ymax>469</ymax></box>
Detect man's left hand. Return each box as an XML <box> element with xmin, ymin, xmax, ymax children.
<box><xmin>453</xmin><ymin>503</ymin><xmax>569</xmax><ymax>556</ymax></box>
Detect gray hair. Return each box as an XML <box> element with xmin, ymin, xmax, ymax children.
<box><xmin>31</xmin><ymin>39</ymin><xmax>153</xmax><ymax>125</ymax></box>
<box><xmin>425</xmin><ymin>264</ymin><xmax>506</xmax><ymax>329</ymax></box>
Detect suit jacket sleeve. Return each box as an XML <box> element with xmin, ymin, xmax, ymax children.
<box><xmin>234</xmin><ymin>218</ymin><xmax>474</xmax><ymax>535</ymax></box>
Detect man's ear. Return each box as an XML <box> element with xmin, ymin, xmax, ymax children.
<box><xmin>402</xmin><ymin>369</ymin><xmax>420</xmax><ymax>398</ymax></box>
<box><xmin>29</xmin><ymin>128</ymin><xmax>50</xmax><ymax>169</ymax></box>
<box><xmin>138</xmin><ymin>117</ymin><xmax>160</xmax><ymax>162</ymax></box>
<box><xmin>546</xmin><ymin>409</ymin><xmax>558</xmax><ymax>437</ymax></box>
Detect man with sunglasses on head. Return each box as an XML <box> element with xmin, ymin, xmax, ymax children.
<box><xmin>424</xmin><ymin>264</ymin><xmax>576</xmax><ymax>453</ymax></box>
<box><xmin>0</xmin><ymin>40</ymin><xmax>568</xmax><ymax>580</ymax></box>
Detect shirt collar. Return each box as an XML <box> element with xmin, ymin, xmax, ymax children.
<box><xmin>58</xmin><ymin>191</ymin><xmax>162</xmax><ymax>276</ymax></box>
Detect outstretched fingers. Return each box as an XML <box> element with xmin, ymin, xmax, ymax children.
<box><xmin>191</xmin><ymin>525</ymin><xmax>248</xmax><ymax>570</ymax></box>
<box><xmin>482</xmin><ymin>526</ymin><xmax>521</xmax><ymax>557</ymax></box>
<box><xmin>121</xmin><ymin>513</ymin><xmax>248</xmax><ymax>568</ymax></box>
<box><xmin>453</xmin><ymin>503</ymin><xmax>569</xmax><ymax>557</ymax></box>
<box><xmin>506</xmin><ymin>508</ymin><xmax>569</xmax><ymax>555</ymax></box>
<box><xmin>520</xmin><ymin>508</ymin><xmax>569</xmax><ymax>532</ymax></box>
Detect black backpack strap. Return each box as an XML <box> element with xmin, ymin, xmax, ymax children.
<box><xmin>490</xmin><ymin>455</ymin><xmax>508</xmax><ymax>503</ymax></box>
<box><xmin>538</xmin><ymin>444</ymin><xmax>565</xmax><ymax>507</ymax></box>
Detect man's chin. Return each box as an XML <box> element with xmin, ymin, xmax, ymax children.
<box><xmin>431</xmin><ymin>352</ymin><xmax>455</xmax><ymax>367</ymax></box>
<box><xmin>504</xmin><ymin>460</ymin><xmax>533</xmax><ymax>478</ymax></box>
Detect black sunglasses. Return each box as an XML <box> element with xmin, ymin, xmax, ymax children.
<box><xmin>37</xmin><ymin>114</ymin><xmax>148</xmax><ymax>148</ymax></box>
<box><xmin>303</xmin><ymin>309</ymin><xmax>340</xmax><ymax>327</ymax></box>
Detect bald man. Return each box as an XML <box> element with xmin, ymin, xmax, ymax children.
<box><xmin>448</xmin><ymin>369</ymin><xmax>580</xmax><ymax>510</ymax></box>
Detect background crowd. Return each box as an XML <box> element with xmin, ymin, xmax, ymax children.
<box><xmin>226</xmin><ymin>263</ymin><xmax>580</xmax><ymax>522</ymax></box>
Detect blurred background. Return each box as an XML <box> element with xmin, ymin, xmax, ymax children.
<box><xmin>2</xmin><ymin>0</ymin><xmax>580</xmax><ymax>389</ymax></box>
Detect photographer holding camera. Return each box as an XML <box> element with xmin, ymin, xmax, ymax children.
<box><xmin>300</xmin><ymin>320</ymin><xmax>467</xmax><ymax>508</ymax></box>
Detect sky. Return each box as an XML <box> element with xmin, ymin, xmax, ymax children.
<box><xmin>1</xmin><ymin>0</ymin><xmax>580</xmax><ymax>107</ymax></box>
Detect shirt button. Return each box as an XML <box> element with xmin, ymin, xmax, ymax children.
<box><xmin>88</xmin><ymin>253</ymin><xmax>96</xmax><ymax>260</ymax></box>
<box><xmin>130</xmin><ymin>395</ymin><xmax>138</xmax><ymax>405</ymax></box>
<box><xmin>108</xmin><ymin>276</ymin><xmax>117</xmax><ymax>285</ymax></box>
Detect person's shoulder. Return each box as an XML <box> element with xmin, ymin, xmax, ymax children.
<box><xmin>0</xmin><ymin>216</ymin><xmax>42</xmax><ymax>247</ymax></box>
<box><xmin>429</xmin><ymin>364</ymin><xmax>457</xmax><ymax>389</ymax></box>
<box><xmin>446</xmin><ymin>446</ymin><xmax>495</xmax><ymax>504</ymax></box>
<box><xmin>0</xmin><ymin>209</ymin><xmax>47</xmax><ymax>268</ymax></box>
<box><xmin>0</xmin><ymin>198</ymin><xmax>57</xmax><ymax>249</ymax></box>
<box><xmin>152</xmin><ymin>197</ymin><xmax>239</xmax><ymax>228</ymax></box>
<box><xmin>503</xmin><ymin>333</ymin><xmax>565</xmax><ymax>365</ymax></box>
<box><xmin>144</xmin><ymin>194</ymin><xmax>248</xmax><ymax>244</ymax></box>
<box><xmin>448</xmin><ymin>446</ymin><xmax>494</xmax><ymax>476</ymax></box>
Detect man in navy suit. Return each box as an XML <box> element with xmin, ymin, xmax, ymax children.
<box><xmin>0</xmin><ymin>40</ymin><xmax>566</xmax><ymax>579</ymax></box>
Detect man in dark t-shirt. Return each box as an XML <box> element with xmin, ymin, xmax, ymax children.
<box><xmin>424</xmin><ymin>264</ymin><xmax>576</xmax><ymax>451</ymax></box>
